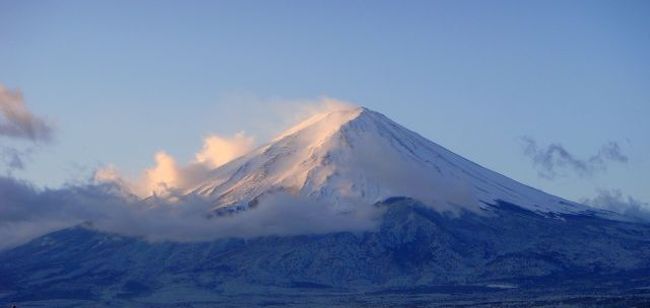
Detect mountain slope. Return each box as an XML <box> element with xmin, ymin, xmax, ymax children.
<box><xmin>2</xmin><ymin>198</ymin><xmax>650</xmax><ymax>305</ymax></box>
<box><xmin>190</xmin><ymin>106</ymin><xmax>600</xmax><ymax>217</ymax></box>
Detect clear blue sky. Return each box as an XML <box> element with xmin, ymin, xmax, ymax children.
<box><xmin>1</xmin><ymin>0</ymin><xmax>648</xmax><ymax>203</ymax></box>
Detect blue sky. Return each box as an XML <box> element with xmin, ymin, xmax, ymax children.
<box><xmin>1</xmin><ymin>0</ymin><xmax>648</xmax><ymax>203</ymax></box>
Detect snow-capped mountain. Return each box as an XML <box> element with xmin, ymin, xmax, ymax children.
<box><xmin>190</xmin><ymin>106</ymin><xmax>596</xmax><ymax>216</ymax></box>
<box><xmin>3</xmin><ymin>106</ymin><xmax>649</xmax><ymax>306</ymax></box>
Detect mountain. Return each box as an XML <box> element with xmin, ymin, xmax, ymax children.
<box><xmin>1</xmin><ymin>106</ymin><xmax>649</xmax><ymax>306</ymax></box>
<box><xmin>189</xmin><ymin>106</ymin><xmax>599</xmax><ymax>216</ymax></box>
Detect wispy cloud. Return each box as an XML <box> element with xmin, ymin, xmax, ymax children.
<box><xmin>581</xmin><ymin>189</ymin><xmax>650</xmax><ymax>221</ymax></box>
<box><xmin>0</xmin><ymin>146</ymin><xmax>31</xmax><ymax>174</ymax></box>
<box><xmin>0</xmin><ymin>83</ymin><xmax>55</xmax><ymax>174</ymax></box>
<box><xmin>0</xmin><ymin>84</ymin><xmax>54</xmax><ymax>143</ymax></box>
<box><xmin>209</xmin><ymin>94</ymin><xmax>356</xmax><ymax>142</ymax></box>
<box><xmin>520</xmin><ymin>137</ymin><xmax>628</xmax><ymax>179</ymax></box>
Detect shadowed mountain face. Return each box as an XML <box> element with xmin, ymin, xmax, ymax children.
<box><xmin>1</xmin><ymin>198</ymin><xmax>650</xmax><ymax>305</ymax></box>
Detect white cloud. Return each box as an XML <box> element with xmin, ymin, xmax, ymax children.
<box><xmin>96</xmin><ymin>132</ymin><xmax>255</xmax><ymax>197</ymax></box>
<box><xmin>143</xmin><ymin>151</ymin><xmax>180</xmax><ymax>195</ymax></box>
<box><xmin>195</xmin><ymin>132</ymin><xmax>254</xmax><ymax>168</ymax></box>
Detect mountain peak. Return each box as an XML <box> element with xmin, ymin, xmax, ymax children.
<box><xmin>270</xmin><ymin>105</ymin><xmax>364</xmax><ymax>142</ymax></box>
<box><xmin>190</xmin><ymin>106</ymin><xmax>597</xmax><ymax>217</ymax></box>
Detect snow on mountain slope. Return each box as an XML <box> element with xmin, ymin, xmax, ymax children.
<box><xmin>188</xmin><ymin>106</ymin><xmax>600</xmax><ymax>216</ymax></box>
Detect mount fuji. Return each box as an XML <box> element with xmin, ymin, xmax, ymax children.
<box><xmin>2</xmin><ymin>106</ymin><xmax>650</xmax><ymax>306</ymax></box>
<box><xmin>189</xmin><ymin>106</ymin><xmax>598</xmax><ymax>216</ymax></box>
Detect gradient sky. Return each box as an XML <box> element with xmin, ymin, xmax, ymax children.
<box><xmin>1</xmin><ymin>0</ymin><xmax>649</xmax><ymax>204</ymax></box>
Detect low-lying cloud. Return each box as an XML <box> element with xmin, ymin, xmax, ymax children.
<box><xmin>582</xmin><ymin>189</ymin><xmax>650</xmax><ymax>221</ymax></box>
<box><xmin>521</xmin><ymin>137</ymin><xmax>628</xmax><ymax>179</ymax></box>
<box><xmin>0</xmin><ymin>175</ymin><xmax>383</xmax><ymax>251</ymax></box>
<box><xmin>0</xmin><ymin>84</ymin><xmax>54</xmax><ymax>143</ymax></box>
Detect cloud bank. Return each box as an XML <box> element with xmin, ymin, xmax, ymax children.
<box><xmin>0</xmin><ymin>175</ymin><xmax>383</xmax><ymax>251</ymax></box>
<box><xmin>521</xmin><ymin>137</ymin><xmax>628</xmax><ymax>179</ymax></box>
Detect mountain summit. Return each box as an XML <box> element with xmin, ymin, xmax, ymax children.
<box><xmin>189</xmin><ymin>106</ymin><xmax>596</xmax><ymax>217</ymax></box>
